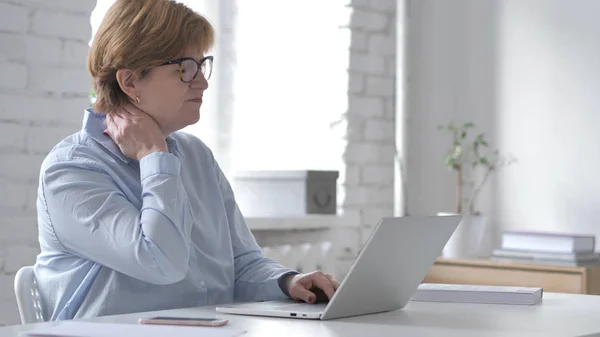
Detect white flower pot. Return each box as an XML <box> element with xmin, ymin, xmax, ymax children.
<box><xmin>438</xmin><ymin>213</ymin><xmax>490</xmax><ymax>259</ymax></box>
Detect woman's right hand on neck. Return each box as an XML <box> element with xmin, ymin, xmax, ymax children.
<box><xmin>105</xmin><ymin>104</ymin><xmax>168</xmax><ymax>161</ymax></box>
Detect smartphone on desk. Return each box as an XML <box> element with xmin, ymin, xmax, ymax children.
<box><xmin>138</xmin><ymin>316</ymin><xmax>229</xmax><ymax>327</ymax></box>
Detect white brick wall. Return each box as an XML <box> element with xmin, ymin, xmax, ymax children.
<box><xmin>0</xmin><ymin>3</ymin><xmax>29</xmax><ymax>33</ymax></box>
<box><xmin>0</xmin><ymin>0</ymin><xmax>95</xmax><ymax>325</ymax></box>
<box><xmin>342</xmin><ymin>0</ymin><xmax>397</xmax><ymax>247</ymax></box>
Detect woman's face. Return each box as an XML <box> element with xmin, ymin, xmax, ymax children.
<box><xmin>127</xmin><ymin>45</ymin><xmax>210</xmax><ymax>136</ymax></box>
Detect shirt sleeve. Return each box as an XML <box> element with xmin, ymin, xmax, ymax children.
<box><xmin>41</xmin><ymin>152</ymin><xmax>195</xmax><ymax>285</ymax></box>
<box><xmin>213</xmin><ymin>163</ymin><xmax>298</xmax><ymax>302</ymax></box>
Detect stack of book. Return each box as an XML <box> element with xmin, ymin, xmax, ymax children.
<box><xmin>490</xmin><ymin>231</ymin><xmax>600</xmax><ymax>266</ymax></box>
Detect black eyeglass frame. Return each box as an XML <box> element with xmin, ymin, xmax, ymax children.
<box><xmin>160</xmin><ymin>56</ymin><xmax>214</xmax><ymax>83</ymax></box>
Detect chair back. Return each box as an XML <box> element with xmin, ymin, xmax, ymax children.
<box><xmin>14</xmin><ymin>266</ymin><xmax>45</xmax><ymax>324</ymax></box>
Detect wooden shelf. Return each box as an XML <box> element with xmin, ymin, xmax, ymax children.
<box><xmin>245</xmin><ymin>214</ymin><xmax>360</xmax><ymax>231</ymax></box>
<box><xmin>434</xmin><ymin>257</ymin><xmax>591</xmax><ymax>273</ymax></box>
<box><xmin>424</xmin><ymin>257</ymin><xmax>600</xmax><ymax>295</ymax></box>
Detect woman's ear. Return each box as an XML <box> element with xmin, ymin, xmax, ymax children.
<box><xmin>115</xmin><ymin>69</ymin><xmax>138</xmax><ymax>101</ymax></box>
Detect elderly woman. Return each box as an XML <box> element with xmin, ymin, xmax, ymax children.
<box><xmin>33</xmin><ymin>0</ymin><xmax>338</xmax><ymax>321</ymax></box>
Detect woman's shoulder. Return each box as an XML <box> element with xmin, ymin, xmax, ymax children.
<box><xmin>40</xmin><ymin>130</ymin><xmax>114</xmax><ymax>174</ymax></box>
<box><xmin>170</xmin><ymin>131</ymin><xmax>216</xmax><ymax>161</ymax></box>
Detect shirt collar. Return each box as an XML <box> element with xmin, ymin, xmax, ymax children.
<box><xmin>82</xmin><ymin>108</ymin><xmax>181</xmax><ymax>164</ymax></box>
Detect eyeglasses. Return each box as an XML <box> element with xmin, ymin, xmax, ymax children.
<box><xmin>160</xmin><ymin>56</ymin><xmax>213</xmax><ymax>83</ymax></box>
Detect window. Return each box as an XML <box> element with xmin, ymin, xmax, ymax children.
<box><xmin>231</xmin><ymin>1</ymin><xmax>350</xmax><ymax>172</ymax></box>
<box><xmin>89</xmin><ymin>0</ymin><xmax>114</xmax><ymax>40</ymax></box>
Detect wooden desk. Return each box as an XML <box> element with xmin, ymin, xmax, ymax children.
<box><xmin>424</xmin><ymin>258</ymin><xmax>600</xmax><ymax>295</ymax></box>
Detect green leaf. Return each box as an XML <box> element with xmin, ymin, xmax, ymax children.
<box><xmin>453</xmin><ymin>145</ymin><xmax>462</xmax><ymax>157</ymax></box>
<box><xmin>464</xmin><ymin>122</ymin><xmax>475</xmax><ymax>128</ymax></box>
<box><xmin>461</xmin><ymin>130</ymin><xmax>466</xmax><ymax>139</ymax></box>
<box><xmin>445</xmin><ymin>156</ymin><xmax>457</xmax><ymax>169</ymax></box>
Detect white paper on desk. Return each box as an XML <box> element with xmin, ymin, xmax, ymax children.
<box><xmin>20</xmin><ymin>321</ymin><xmax>246</xmax><ymax>337</ymax></box>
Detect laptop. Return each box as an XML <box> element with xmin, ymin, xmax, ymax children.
<box><xmin>215</xmin><ymin>215</ymin><xmax>462</xmax><ymax>320</ymax></box>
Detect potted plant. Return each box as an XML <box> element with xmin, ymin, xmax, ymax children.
<box><xmin>438</xmin><ymin>121</ymin><xmax>516</xmax><ymax>259</ymax></box>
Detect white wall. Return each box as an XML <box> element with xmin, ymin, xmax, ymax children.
<box><xmin>405</xmin><ymin>0</ymin><xmax>497</xmax><ymax>218</ymax></box>
<box><xmin>496</xmin><ymin>0</ymin><xmax>600</xmax><ymax>238</ymax></box>
<box><xmin>0</xmin><ymin>0</ymin><xmax>96</xmax><ymax>324</ymax></box>
<box><xmin>406</xmin><ymin>0</ymin><xmax>600</xmax><ymax>246</ymax></box>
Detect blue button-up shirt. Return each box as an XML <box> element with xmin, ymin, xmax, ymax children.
<box><xmin>33</xmin><ymin>109</ymin><xmax>295</xmax><ymax>321</ymax></box>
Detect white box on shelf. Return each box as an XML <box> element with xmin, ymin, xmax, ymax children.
<box><xmin>412</xmin><ymin>284</ymin><xmax>543</xmax><ymax>305</ymax></box>
<box><xmin>233</xmin><ymin>170</ymin><xmax>339</xmax><ymax>217</ymax></box>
